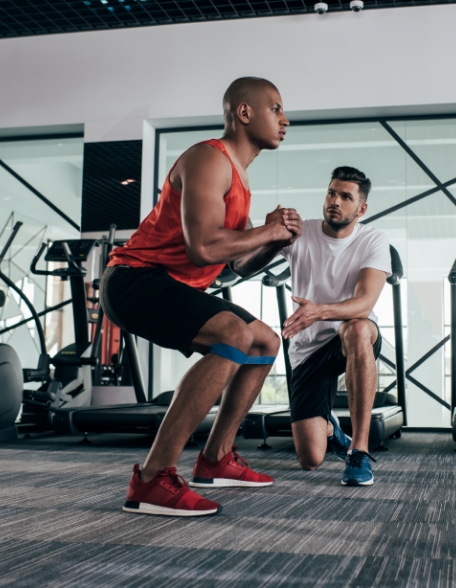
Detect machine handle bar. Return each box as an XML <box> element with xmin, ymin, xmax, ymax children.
<box><xmin>30</xmin><ymin>243</ymin><xmax>49</xmax><ymax>276</ymax></box>
<box><xmin>449</xmin><ymin>258</ymin><xmax>456</xmax><ymax>285</ymax></box>
<box><xmin>108</xmin><ymin>223</ymin><xmax>117</xmax><ymax>246</ymax></box>
<box><xmin>387</xmin><ymin>245</ymin><xmax>404</xmax><ymax>286</ymax></box>
<box><xmin>262</xmin><ymin>267</ymin><xmax>291</xmax><ymax>288</ymax></box>
<box><xmin>31</xmin><ymin>242</ymin><xmax>87</xmax><ymax>277</ymax></box>
<box><xmin>0</xmin><ymin>221</ymin><xmax>23</xmax><ymax>264</ymax></box>
<box><xmin>61</xmin><ymin>242</ymin><xmax>86</xmax><ymax>275</ymax></box>
<box><xmin>212</xmin><ymin>267</ymin><xmax>239</xmax><ymax>289</ymax></box>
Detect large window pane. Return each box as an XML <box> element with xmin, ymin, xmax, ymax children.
<box><xmin>0</xmin><ymin>136</ymin><xmax>83</xmax><ymax>377</ymax></box>
<box><xmin>155</xmin><ymin>120</ymin><xmax>456</xmax><ymax>426</ymax></box>
<box><xmin>389</xmin><ymin>119</ymin><xmax>456</xmax><ymax>183</ymax></box>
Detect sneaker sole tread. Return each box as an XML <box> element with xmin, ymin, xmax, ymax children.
<box><xmin>122</xmin><ymin>500</ymin><xmax>222</xmax><ymax>517</ymax></box>
<box><xmin>341</xmin><ymin>477</ymin><xmax>374</xmax><ymax>486</ymax></box>
<box><xmin>189</xmin><ymin>478</ymin><xmax>273</xmax><ymax>488</ymax></box>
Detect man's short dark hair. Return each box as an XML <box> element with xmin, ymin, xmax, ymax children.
<box><xmin>330</xmin><ymin>166</ymin><xmax>371</xmax><ymax>201</ymax></box>
<box><xmin>223</xmin><ymin>77</ymin><xmax>278</xmax><ymax>126</ymax></box>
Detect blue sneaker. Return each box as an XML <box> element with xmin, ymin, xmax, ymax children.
<box><xmin>328</xmin><ymin>413</ymin><xmax>352</xmax><ymax>461</ymax></box>
<box><xmin>341</xmin><ymin>449</ymin><xmax>377</xmax><ymax>486</ymax></box>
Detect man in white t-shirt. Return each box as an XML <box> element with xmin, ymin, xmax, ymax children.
<box><xmin>282</xmin><ymin>166</ymin><xmax>391</xmax><ymax>486</ymax></box>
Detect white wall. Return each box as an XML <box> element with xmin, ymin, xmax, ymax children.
<box><xmin>3</xmin><ymin>4</ymin><xmax>456</xmax><ymax>399</ymax></box>
<box><xmin>1</xmin><ymin>4</ymin><xmax>456</xmax><ymax>143</ymax></box>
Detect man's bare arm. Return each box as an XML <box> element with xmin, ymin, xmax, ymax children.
<box><xmin>177</xmin><ymin>145</ymin><xmax>293</xmax><ymax>266</ymax></box>
<box><xmin>282</xmin><ymin>268</ymin><xmax>387</xmax><ymax>339</ymax></box>
<box><xmin>230</xmin><ymin>209</ymin><xmax>303</xmax><ymax>278</ymax></box>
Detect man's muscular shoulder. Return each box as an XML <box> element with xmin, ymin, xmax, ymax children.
<box><xmin>170</xmin><ymin>143</ymin><xmax>232</xmax><ymax>195</ymax></box>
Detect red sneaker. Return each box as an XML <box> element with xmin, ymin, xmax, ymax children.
<box><xmin>123</xmin><ymin>464</ymin><xmax>222</xmax><ymax>517</ymax></box>
<box><xmin>190</xmin><ymin>446</ymin><xmax>274</xmax><ymax>488</ymax></box>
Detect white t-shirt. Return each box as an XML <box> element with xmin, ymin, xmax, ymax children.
<box><xmin>282</xmin><ymin>219</ymin><xmax>392</xmax><ymax>369</ymax></box>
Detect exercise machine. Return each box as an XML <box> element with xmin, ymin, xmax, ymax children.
<box><xmin>449</xmin><ymin>258</ymin><xmax>456</xmax><ymax>443</ymax></box>
<box><xmin>242</xmin><ymin>245</ymin><xmax>406</xmax><ymax>449</ymax></box>
<box><xmin>0</xmin><ymin>253</ymin><xmax>22</xmax><ymax>439</ymax></box>
<box><xmin>0</xmin><ymin>222</ymin><xmax>52</xmax><ymax>440</ymax></box>
<box><xmin>21</xmin><ymin>234</ymin><xmax>98</xmax><ymax>431</ymax></box>
<box><xmin>50</xmin><ymin>236</ymin><xmax>241</xmax><ymax>440</ymax></box>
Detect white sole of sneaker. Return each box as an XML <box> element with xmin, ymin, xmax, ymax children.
<box><xmin>341</xmin><ymin>477</ymin><xmax>374</xmax><ymax>486</ymax></box>
<box><xmin>122</xmin><ymin>500</ymin><xmax>221</xmax><ymax>516</ymax></box>
<box><xmin>189</xmin><ymin>478</ymin><xmax>273</xmax><ymax>488</ymax></box>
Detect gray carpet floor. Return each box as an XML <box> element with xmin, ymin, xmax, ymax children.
<box><xmin>0</xmin><ymin>431</ymin><xmax>455</xmax><ymax>588</ymax></box>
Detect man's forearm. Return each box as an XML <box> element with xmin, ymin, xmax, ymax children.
<box><xmin>230</xmin><ymin>243</ymin><xmax>285</xmax><ymax>278</ymax></box>
<box><xmin>318</xmin><ymin>296</ymin><xmax>374</xmax><ymax>322</ymax></box>
<box><xmin>186</xmin><ymin>224</ymin><xmax>287</xmax><ymax>267</ymax></box>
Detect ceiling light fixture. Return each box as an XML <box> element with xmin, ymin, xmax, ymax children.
<box><xmin>121</xmin><ymin>179</ymin><xmax>136</xmax><ymax>185</ymax></box>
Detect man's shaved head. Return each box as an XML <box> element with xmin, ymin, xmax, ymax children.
<box><xmin>223</xmin><ymin>77</ymin><xmax>279</xmax><ymax>127</ymax></box>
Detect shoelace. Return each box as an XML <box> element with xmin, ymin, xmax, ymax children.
<box><xmin>232</xmin><ymin>446</ymin><xmax>248</xmax><ymax>467</ymax></box>
<box><xmin>347</xmin><ymin>450</ymin><xmax>377</xmax><ymax>467</ymax></box>
<box><xmin>157</xmin><ymin>467</ymin><xmax>188</xmax><ymax>489</ymax></box>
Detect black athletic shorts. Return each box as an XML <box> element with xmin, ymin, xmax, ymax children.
<box><xmin>290</xmin><ymin>324</ymin><xmax>382</xmax><ymax>423</ymax></box>
<box><xmin>99</xmin><ymin>265</ymin><xmax>256</xmax><ymax>357</ymax></box>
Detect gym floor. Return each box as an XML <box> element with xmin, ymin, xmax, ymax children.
<box><xmin>0</xmin><ymin>432</ymin><xmax>455</xmax><ymax>588</ymax></box>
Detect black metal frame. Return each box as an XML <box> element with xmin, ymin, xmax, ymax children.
<box><xmin>449</xmin><ymin>259</ymin><xmax>456</xmax><ymax>420</ymax></box>
<box><xmin>0</xmin><ymin>299</ymin><xmax>72</xmax><ymax>336</ymax></box>
<box><xmin>153</xmin><ymin>113</ymin><xmax>456</xmax><ymax>418</ymax></box>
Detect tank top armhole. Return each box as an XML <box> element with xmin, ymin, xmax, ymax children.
<box><xmin>165</xmin><ymin>139</ymin><xmax>233</xmax><ymax>195</ymax></box>
<box><xmin>201</xmin><ymin>139</ymin><xmax>251</xmax><ymax>196</ymax></box>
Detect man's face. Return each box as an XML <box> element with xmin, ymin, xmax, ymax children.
<box><xmin>323</xmin><ymin>179</ymin><xmax>367</xmax><ymax>231</ymax></box>
<box><xmin>246</xmin><ymin>87</ymin><xmax>289</xmax><ymax>150</ymax></box>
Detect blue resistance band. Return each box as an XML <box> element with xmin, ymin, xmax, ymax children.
<box><xmin>209</xmin><ymin>343</ymin><xmax>276</xmax><ymax>365</ymax></box>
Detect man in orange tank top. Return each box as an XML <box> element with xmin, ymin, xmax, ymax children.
<box><xmin>100</xmin><ymin>77</ymin><xmax>302</xmax><ymax>517</ymax></box>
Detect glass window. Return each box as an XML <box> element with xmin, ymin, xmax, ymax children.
<box><xmin>156</xmin><ymin>119</ymin><xmax>456</xmax><ymax>427</ymax></box>
<box><xmin>0</xmin><ymin>136</ymin><xmax>83</xmax><ymax>377</ymax></box>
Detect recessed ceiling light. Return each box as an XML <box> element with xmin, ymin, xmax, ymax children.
<box><xmin>121</xmin><ymin>179</ymin><xmax>136</xmax><ymax>185</ymax></box>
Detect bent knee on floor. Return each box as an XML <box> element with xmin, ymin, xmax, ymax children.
<box><xmin>297</xmin><ymin>453</ymin><xmax>325</xmax><ymax>471</ymax></box>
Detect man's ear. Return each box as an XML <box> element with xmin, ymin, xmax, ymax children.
<box><xmin>358</xmin><ymin>201</ymin><xmax>368</xmax><ymax>218</ymax></box>
<box><xmin>236</xmin><ymin>102</ymin><xmax>251</xmax><ymax>125</ymax></box>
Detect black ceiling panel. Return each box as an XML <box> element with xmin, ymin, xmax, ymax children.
<box><xmin>0</xmin><ymin>0</ymin><xmax>454</xmax><ymax>39</ymax></box>
<box><xmin>81</xmin><ymin>140</ymin><xmax>142</xmax><ymax>232</ymax></box>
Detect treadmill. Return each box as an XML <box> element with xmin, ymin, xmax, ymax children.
<box><xmin>449</xmin><ymin>258</ymin><xmax>456</xmax><ymax>442</ymax></box>
<box><xmin>242</xmin><ymin>245</ymin><xmax>406</xmax><ymax>449</ymax></box>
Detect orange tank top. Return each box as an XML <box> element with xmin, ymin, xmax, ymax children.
<box><xmin>108</xmin><ymin>139</ymin><xmax>251</xmax><ymax>291</ymax></box>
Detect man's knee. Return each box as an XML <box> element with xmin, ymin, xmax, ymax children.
<box><xmin>250</xmin><ymin>322</ymin><xmax>281</xmax><ymax>357</ymax></box>
<box><xmin>216</xmin><ymin>315</ymin><xmax>255</xmax><ymax>354</ymax></box>
<box><xmin>297</xmin><ymin>451</ymin><xmax>325</xmax><ymax>471</ymax></box>
<box><xmin>340</xmin><ymin>319</ymin><xmax>375</xmax><ymax>350</ymax></box>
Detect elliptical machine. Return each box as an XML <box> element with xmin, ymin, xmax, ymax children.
<box><xmin>0</xmin><ymin>221</ymin><xmax>99</xmax><ymax>434</ymax></box>
<box><xmin>20</xmin><ymin>237</ymin><xmax>99</xmax><ymax>430</ymax></box>
<box><xmin>0</xmin><ymin>222</ymin><xmax>51</xmax><ymax>440</ymax></box>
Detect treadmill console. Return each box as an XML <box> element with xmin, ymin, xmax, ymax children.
<box><xmin>45</xmin><ymin>240</ymin><xmax>98</xmax><ymax>263</ymax></box>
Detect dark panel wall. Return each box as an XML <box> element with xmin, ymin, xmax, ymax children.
<box><xmin>81</xmin><ymin>140</ymin><xmax>142</xmax><ymax>232</ymax></box>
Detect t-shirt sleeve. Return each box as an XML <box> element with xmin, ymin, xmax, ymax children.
<box><xmin>360</xmin><ymin>232</ymin><xmax>392</xmax><ymax>277</ymax></box>
<box><xmin>281</xmin><ymin>242</ymin><xmax>293</xmax><ymax>261</ymax></box>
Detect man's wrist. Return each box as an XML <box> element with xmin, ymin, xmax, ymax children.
<box><xmin>318</xmin><ymin>304</ymin><xmax>330</xmax><ymax>321</ymax></box>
